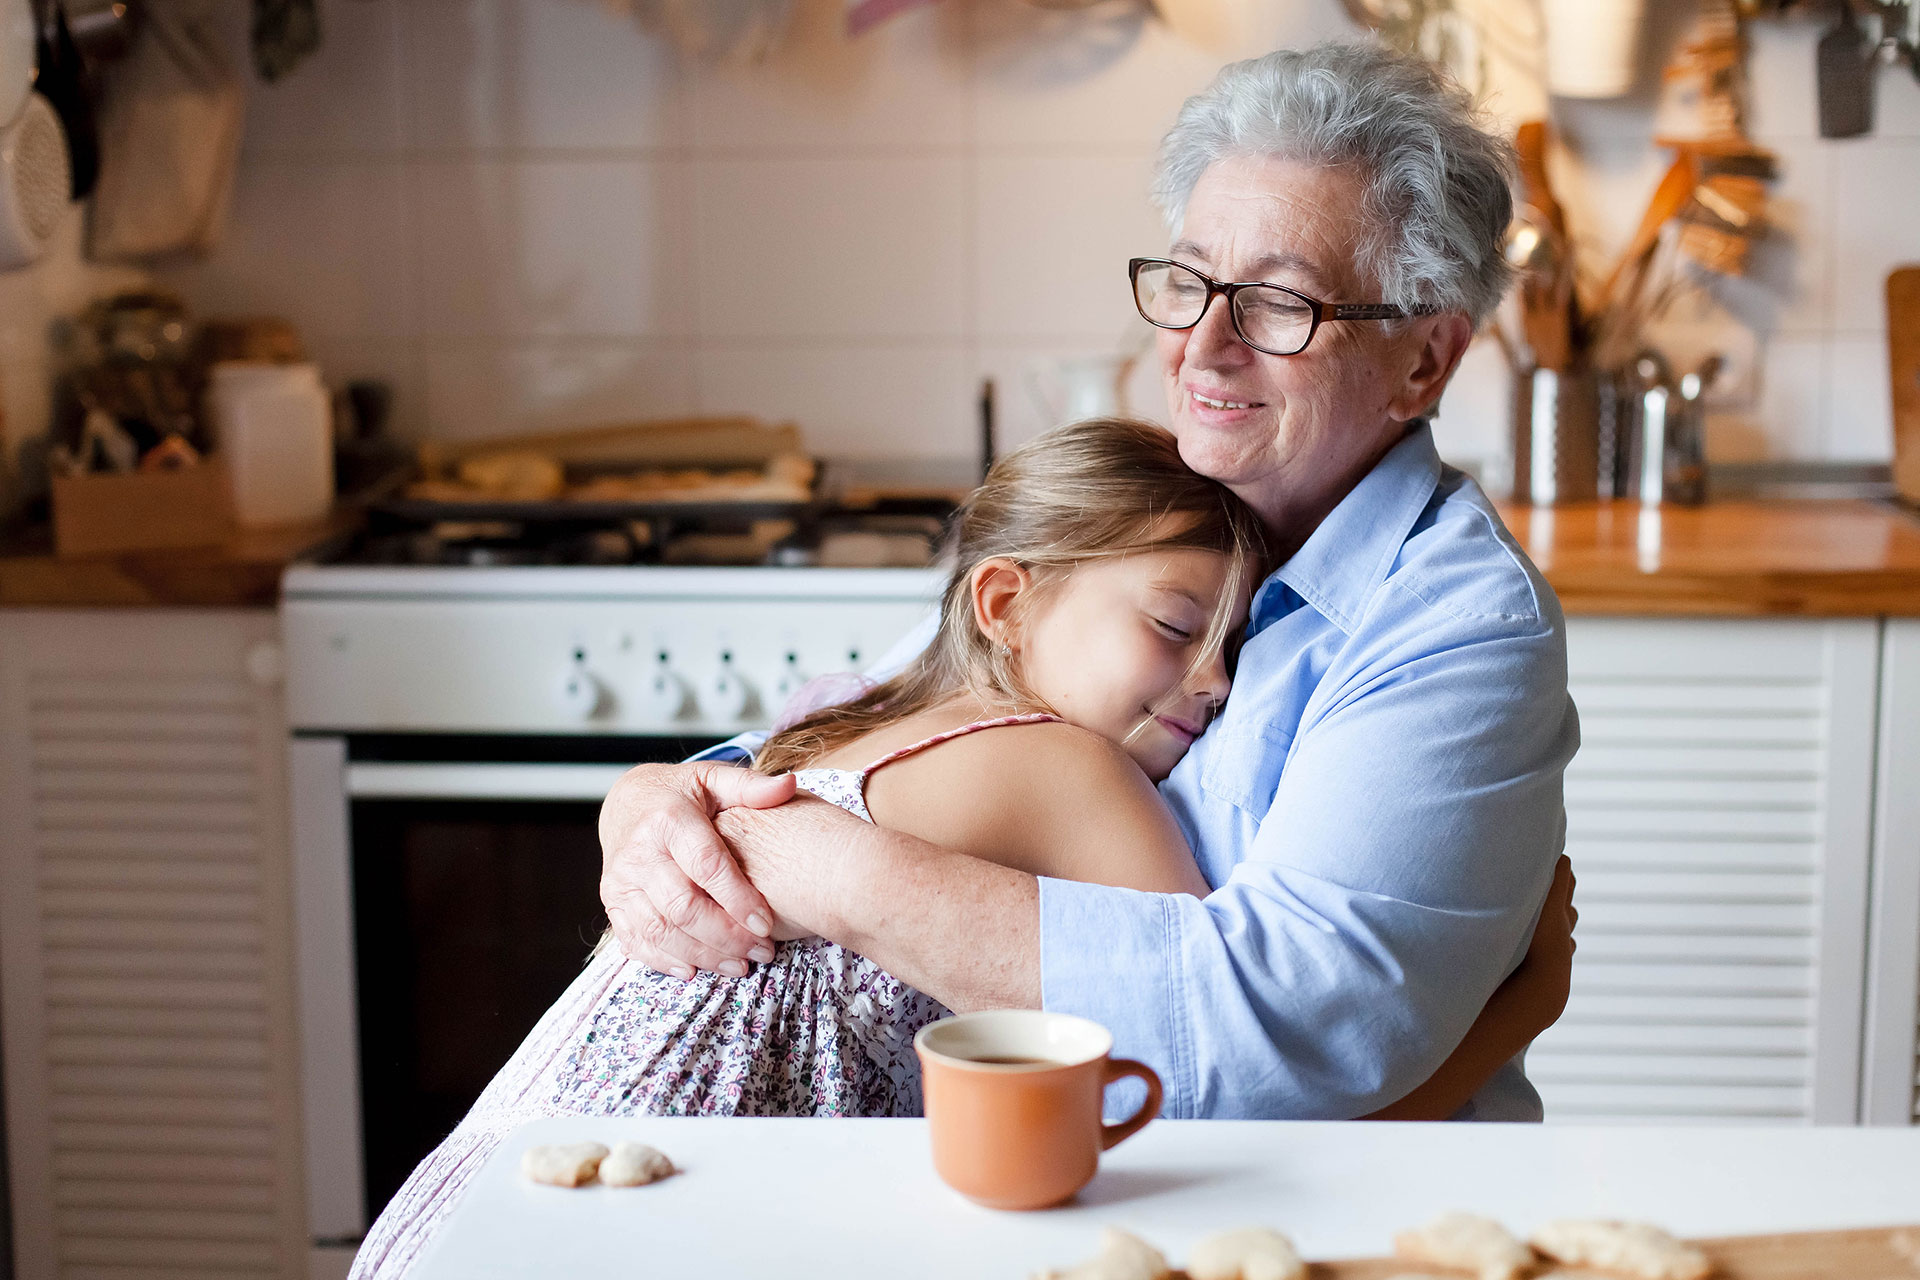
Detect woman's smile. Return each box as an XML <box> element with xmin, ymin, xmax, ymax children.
<box><xmin>1187</xmin><ymin>386</ymin><xmax>1265</xmax><ymax>419</ymax></box>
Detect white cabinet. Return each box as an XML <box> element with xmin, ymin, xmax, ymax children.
<box><xmin>1531</xmin><ymin>618</ymin><xmax>1880</xmax><ymax>1125</ymax></box>
<box><xmin>1862</xmin><ymin>619</ymin><xmax>1920</xmax><ymax>1126</ymax></box>
<box><xmin>0</xmin><ymin>610</ymin><xmax>308</xmax><ymax>1279</ymax></box>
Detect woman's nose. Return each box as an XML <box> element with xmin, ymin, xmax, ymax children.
<box><xmin>1187</xmin><ymin>294</ymin><xmax>1250</xmax><ymax>368</ymax></box>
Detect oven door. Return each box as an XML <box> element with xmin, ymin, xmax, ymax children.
<box><xmin>289</xmin><ymin>732</ymin><xmax>718</xmax><ymax>1243</ymax></box>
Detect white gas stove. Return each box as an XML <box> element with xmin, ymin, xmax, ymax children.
<box><xmin>282</xmin><ymin>563</ymin><xmax>942</xmax><ymax>737</ymax></box>
<box><xmin>278</xmin><ymin>562</ymin><xmax>941</xmax><ymax>1260</ymax></box>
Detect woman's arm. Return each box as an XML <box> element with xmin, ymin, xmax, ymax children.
<box><xmin>1361</xmin><ymin>855</ymin><xmax>1578</xmax><ymax>1120</ymax></box>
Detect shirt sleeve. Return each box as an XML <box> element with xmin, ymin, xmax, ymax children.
<box><xmin>1039</xmin><ymin>607</ymin><xmax>1579</xmax><ymax>1120</ymax></box>
<box><xmin>686</xmin><ymin>733</ymin><xmax>765</xmax><ymax>764</ymax></box>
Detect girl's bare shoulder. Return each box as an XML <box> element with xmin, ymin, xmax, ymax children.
<box><xmin>863</xmin><ymin>716</ymin><xmax>1147</xmax><ymax>811</ymax></box>
<box><xmin>861</xmin><ymin>719</ymin><xmax>1203</xmax><ymax>893</ymax></box>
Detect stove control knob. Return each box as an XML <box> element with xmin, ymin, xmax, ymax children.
<box><xmin>639</xmin><ymin>656</ymin><xmax>691</xmax><ymax>722</ymax></box>
<box><xmin>558</xmin><ymin>664</ymin><xmax>608</xmax><ymax>720</ymax></box>
<box><xmin>706</xmin><ymin>652</ymin><xmax>757</xmax><ymax>723</ymax></box>
<box><xmin>771</xmin><ymin>651</ymin><xmax>809</xmax><ymax>709</ymax></box>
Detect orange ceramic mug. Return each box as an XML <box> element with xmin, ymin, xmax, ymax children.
<box><xmin>914</xmin><ymin>1010</ymin><xmax>1162</xmax><ymax>1210</ymax></box>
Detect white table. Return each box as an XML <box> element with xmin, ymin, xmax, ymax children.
<box><xmin>414</xmin><ymin>1118</ymin><xmax>1920</xmax><ymax>1277</ymax></box>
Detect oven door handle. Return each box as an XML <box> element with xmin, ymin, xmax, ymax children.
<box><xmin>345</xmin><ymin>762</ymin><xmax>635</xmax><ymax>800</ymax></box>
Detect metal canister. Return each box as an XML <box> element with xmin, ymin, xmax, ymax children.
<box><xmin>1510</xmin><ymin>365</ymin><xmax>1600</xmax><ymax>505</ymax></box>
<box><xmin>1622</xmin><ymin>351</ymin><xmax>1712</xmax><ymax>506</ymax></box>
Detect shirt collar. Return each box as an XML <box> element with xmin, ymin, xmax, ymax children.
<box><xmin>1253</xmin><ymin>422</ymin><xmax>1442</xmax><ymax>636</ymax></box>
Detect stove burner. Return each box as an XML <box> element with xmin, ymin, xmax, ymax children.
<box><xmin>331</xmin><ymin>508</ymin><xmax>949</xmax><ymax>569</ymax></box>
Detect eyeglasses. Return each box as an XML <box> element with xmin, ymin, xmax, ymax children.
<box><xmin>1128</xmin><ymin>257</ymin><xmax>1417</xmax><ymax>357</ymax></box>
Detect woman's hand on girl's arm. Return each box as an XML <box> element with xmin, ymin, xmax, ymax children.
<box><xmin>597</xmin><ymin>762</ymin><xmax>795</xmax><ymax>978</ymax></box>
<box><xmin>1360</xmin><ymin>854</ymin><xmax>1577</xmax><ymax>1121</ymax></box>
<box><xmin>716</xmin><ymin>796</ymin><xmax>1044</xmax><ymax>1012</ymax></box>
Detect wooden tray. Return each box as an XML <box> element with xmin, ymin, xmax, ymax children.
<box><xmin>1299</xmin><ymin>1225</ymin><xmax>1920</xmax><ymax>1280</ymax></box>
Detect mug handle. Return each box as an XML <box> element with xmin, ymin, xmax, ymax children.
<box><xmin>1099</xmin><ymin>1057</ymin><xmax>1163</xmax><ymax>1151</ymax></box>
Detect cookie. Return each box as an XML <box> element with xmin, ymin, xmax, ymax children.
<box><xmin>1033</xmin><ymin>1227</ymin><xmax>1172</xmax><ymax>1280</ymax></box>
<box><xmin>1187</xmin><ymin>1226</ymin><xmax>1307</xmax><ymax>1280</ymax></box>
<box><xmin>519</xmin><ymin>1141</ymin><xmax>609</xmax><ymax>1188</ymax></box>
<box><xmin>599</xmin><ymin>1141</ymin><xmax>675</xmax><ymax>1187</ymax></box>
<box><xmin>1393</xmin><ymin>1210</ymin><xmax>1534</xmax><ymax>1280</ymax></box>
<box><xmin>1529</xmin><ymin>1219</ymin><xmax>1712</xmax><ymax>1280</ymax></box>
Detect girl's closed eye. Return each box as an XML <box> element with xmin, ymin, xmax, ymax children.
<box><xmin>1152</xmin><ymin>616</ymin><xmax>1194</xmax><ymax>641</ymax></box>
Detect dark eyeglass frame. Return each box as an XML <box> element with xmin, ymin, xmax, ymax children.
<box><xmin>1128</xmin><ymin>257</ymin><xmax>1423</xmax><ymax>356</ymax></box>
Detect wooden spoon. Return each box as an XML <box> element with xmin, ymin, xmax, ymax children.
<box><xmin>1512</xmin><ymin>121</ymin><xmax>1577</xmax><ymax>372</ymax></box>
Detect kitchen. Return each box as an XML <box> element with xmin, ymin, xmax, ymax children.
<box><xmin>2</xmin><ymin>0</ymin><xmax>1919</xmax><ymax>1277</ymax></box>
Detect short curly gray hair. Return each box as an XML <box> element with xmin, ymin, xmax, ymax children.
<box><xmin>1152</xmin><ymin>41</ymin><xmax>1515</xmax><ymax>326</ymax></box>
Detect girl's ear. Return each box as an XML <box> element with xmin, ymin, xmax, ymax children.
<box><xmin>969</xmin><ymin>557</ymin><xmax>1032</xmax><ymax>651</ymax></box>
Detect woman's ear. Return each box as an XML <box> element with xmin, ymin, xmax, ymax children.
<box><xmin>969</xmin><ymin>557</ymin><xmax>1032</xmax><ymax>651</ymax></box>
<box><xmin>1388</xmin><ymin>311</ymin><xmax>1474</xmax><ymax>422</ymax></box>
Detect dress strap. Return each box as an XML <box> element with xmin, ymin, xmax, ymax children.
<box><xmin>858</xmin><ymin>712</ymin><xmax>1063</xmax><ymax>780</ymax></box>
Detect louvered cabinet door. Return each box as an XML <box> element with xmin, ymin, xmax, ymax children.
<box><xmin>1862</xmin><ymin>619</ymin><xmax>1920</xmax><ymax>1126</ymax></box>
<box><xmin>0</xmin><ymin>610</ymin><xmax>307</xmax><ymax>1279</ymax></box>
<box><xmin>1530</xmin><ymin>618</ymin><xmax>1879</xmax><ymax>1125</ymax></box>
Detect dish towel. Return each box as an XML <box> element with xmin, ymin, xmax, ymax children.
<box><xmin>85</xmin><ymin>2</ymin><xmax>244</xmax><ymax>262</ymax></box>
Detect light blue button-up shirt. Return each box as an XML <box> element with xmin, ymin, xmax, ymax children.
<box><xmin>696</xmin><ymin>423</ymin><xmax>1579</xmax><ymax>1121</ymax></box>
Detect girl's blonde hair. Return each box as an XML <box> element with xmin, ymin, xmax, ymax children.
<box><xmin>754</xmin><ymin>417</ymin><xmax>1268</xmax><ymax>775</ymax></box>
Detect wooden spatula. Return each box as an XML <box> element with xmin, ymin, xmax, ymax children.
<box><xmin>1891</xmin><ymin>265</ymin><xmax>1920</xmax><ymax>506</ymax></box>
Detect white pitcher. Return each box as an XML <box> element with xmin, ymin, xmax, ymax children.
<box><xmin>1025</xmin><ymin>353</ymin><xmax>1136</xmax><ymax>428</ymax></box>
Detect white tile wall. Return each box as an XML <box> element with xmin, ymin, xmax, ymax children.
<box><xmin>973</xmin><ymin>153</ymin><xmax>1163</xmax><ymax>338</ymax></box>
<box><xmin>137</xmin><ymin>0</ymin><xmax>1920</xmax><ymax>467</ymax></box>
<box><xmin>423</xmin><ymin>341</ymin><xmax>697</xmax><ymax>439</ymax></box>
<box><xmin>692</xmin><ymin>156</ymin><xmax>969</xmax><ymax>339</ymax></box>
<box><xmin>413</xmin><ymin>158</ymin><xmax>687</xmax><ymax>337</ymax></box>
<box><xmin>689</xmin><ymin>0</ymin><xmax>971</xmax><ymax>152</ymax></box>
<box><xmin>403</xmin><ymin>0</ymin><xmax>684</xmax><ymax>152</ymax></box>
<box><xmin>161</xmin><ymin>158</ymin><xmax>416</xmax><ymax>341</ymax></box>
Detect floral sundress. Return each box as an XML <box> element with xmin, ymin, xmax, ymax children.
<box><xmin>349</xmin><ymin>714</ymin><xmax>1060</xmax><ymax>1279</ymax></box>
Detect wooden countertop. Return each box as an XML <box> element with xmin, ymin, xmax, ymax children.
<box><xmin>1496</xmin><ymin>499</ymin><xmax>1920</xmax><ymax>617</ymax></box>
<box><xmin>5</xmin><ymin>499</ymin><xmax>1919</xmax><ymax>615</ymax></box>
<box><xmin>0</xmin><ymin>511</ymin><xmax>354</xmax><ymax>609</ymax></box>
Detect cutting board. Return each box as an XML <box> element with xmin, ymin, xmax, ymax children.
<box><xmin>1891</xmin><ymin>266</ymin><xmax>1920</xmax><ymax>505</ymax></box>
<box><xmin>1303</xmin><ymin>1225</ymin><xmax>1920</xmax><ymax>1279</ymax></box>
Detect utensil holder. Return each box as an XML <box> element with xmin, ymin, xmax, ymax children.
<box><xmin>1613</xmin><ymin>366</ymin><xmax>1709</xmax><ymax>507</ymax></box>
<box><xmin>1510</xmin><ymin>366</ymin><xmax>1600</xmax><ymax>506</ymax></box>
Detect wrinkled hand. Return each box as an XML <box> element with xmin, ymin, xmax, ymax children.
<box><xmin>597</xmin><ymin>761</ymin><xmax>796</xmax><ymax>979</ymax></box>
<box><xmin>1518</xmin><ymin>854</ymin><xmax>1578</xmax><ymax>1033</ymax></box>
<box><xmin>714</xmin><ymin>793</ymin><xmax>869</xmax><ymax>943</ymax></box>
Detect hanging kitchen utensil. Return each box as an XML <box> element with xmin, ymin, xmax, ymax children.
<box><xmin>1816</xmin><ymin>0</ymin><xmax>1874</xmax><ymax>138</ymax></box>
<box><xmin>252</xmin><ymin>0</ymin><xmax>320</xmax><ymax>82</ymax></box>
<box><xmin>85</xmin><ymin>2</ymin><xmax>244</xmax><ymax>261</ymax></box>
<box><xmin>64</xmin><ymin>0</ymin><xmax>143</xmax><ymax>68</ymax></box>
<box><xmin>1889</xmin><ymin>264</ymin><xmax>1920</xmax><ymax>507</ymax></box>
<box><xmin>0</xmin><ymin>0</ymin><xmax>66</xmax><ymax>271</ymax></box>
<box><xmin>0</xmin><ymin>90</ymin><xmax>70</xmax><ymax>269</ymax></box>
<box><xmin>33</xmin><ymin>0</ymin><xmax>97</xmax><ymax>198</ymax></box>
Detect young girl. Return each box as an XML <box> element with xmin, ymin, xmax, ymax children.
<box><xmin>353</xmin><ymin>419</ymin><xmax>1571</xmax><ymax>1277</ymax></box>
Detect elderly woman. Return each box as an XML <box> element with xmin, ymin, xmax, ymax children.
<box><xmin>602</xmin><ymin>40</ymin><xmax>1579</xmax><ymax>1121</ymax></box>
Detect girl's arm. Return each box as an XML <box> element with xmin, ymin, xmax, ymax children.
<box><xmin>1361</xmin><ymin>855</ymin><xmax>1578</xmax><ymax>1120</ymax></box>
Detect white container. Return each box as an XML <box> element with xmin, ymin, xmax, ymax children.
<box><xmin>208</xmin><ymin>361</ymin><xmax>334</xmax><ymax>526</ymax></box>
<box><xmin>1540</xmin><ymin>0</ymin><xmax>1646</xmax><ymax>98</ymax></box>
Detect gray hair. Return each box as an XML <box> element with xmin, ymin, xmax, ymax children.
<box><xmin>1152</xmin><ymin>41</ymin><xmax>1515</xmax><ymax>326</ymax></box>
